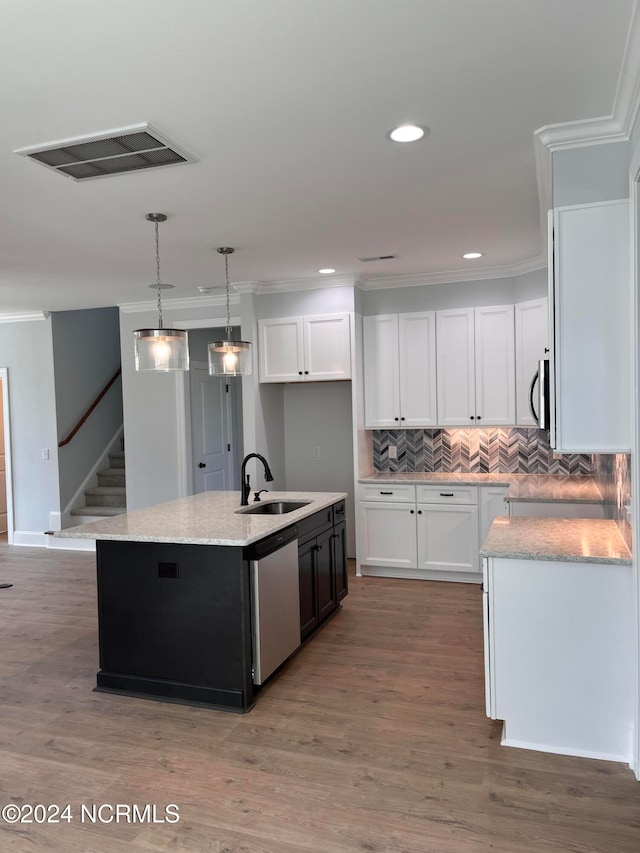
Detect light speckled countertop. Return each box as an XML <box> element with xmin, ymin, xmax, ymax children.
<box><xmin>480</xmin><ymin>516</ymin><xmax>631</xmax><ymax>565</ymax></box>
<box><xmin>359</xmin><ymin>472</ymin><xmax>604</xmax><ymax>503</ymax></box>
<box><xmin>54</xmin><ymin>491</ymin><xmax>346</xmax><ymax>547</ymax></box>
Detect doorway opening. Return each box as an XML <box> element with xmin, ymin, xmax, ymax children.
<box><xmin>186</xmin><ymin>327</ymin><xmax>244</xmax><ymax>495</ymax></box>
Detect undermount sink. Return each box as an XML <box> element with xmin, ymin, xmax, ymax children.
<box><xmin>237</xmin><ymin>500</ymin><xmax>311</xmax><ymax>515</ymax></box>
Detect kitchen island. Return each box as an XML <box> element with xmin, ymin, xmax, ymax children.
<box><xmin>56</xmin><ymin>490</ymin><xmax>348</xmax><ymax>712</ymax></box>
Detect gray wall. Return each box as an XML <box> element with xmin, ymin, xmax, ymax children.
<box><xmin>257</xmin><ymin>285</ymin><xmax>354</xmax><ymax>319</ymax></box>
<box><xmin>52</xmin><ymin>307</ymin><xmax>122</xmax><ymax>510</ymax></box>
<box><xmin>0</xmin><ymin>317</ymin><xmax>60</xmax><ymax>536</ymax></box>
<box><xmin>283</xmin><ymin>382</ymin><xmax>355</xmax><ymax>555</ymax></box>
<box><xmin>552</xmin><ymin>141</ymin><xmax>630</xmax><ymax>206</ymax></box>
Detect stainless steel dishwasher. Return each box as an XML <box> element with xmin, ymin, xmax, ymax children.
<box><xmin>245</xmin><ymin>526</ymin><xmax>300</xmax><ymax>685</ymax></box>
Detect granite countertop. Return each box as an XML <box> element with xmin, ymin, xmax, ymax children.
<box><xmin>480</xmin><ymin>516</ymin><xmax>631</xmax><ymax>565</ymax></box>
<box><xmin>359</xmin><ymin>472</ymin><xmax>604</xmax><ymax>503</ymax></box>
<box><xmin>54</xmin><ymin>491</ymin><xmax>346</xmax><ymax>547</ymax></box>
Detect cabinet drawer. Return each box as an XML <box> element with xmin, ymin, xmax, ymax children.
<box><xmin>358</xmin><ymin>483</ymin><xmax>416</xmax><ymax>502</ymax></box>
<box><xmin>332</xmin><ymin>500</ymin><xmax>346</xmax><ymax>525</ymax></box>
<box><xmin>416</xmin><ymin>484</ymin><xmax>478</xmax><ymax>505</ymax></box>
<box><xmin>297</xmin><ymin>507</ymin><xmax>333</xmax><ymax>543</ymax></box>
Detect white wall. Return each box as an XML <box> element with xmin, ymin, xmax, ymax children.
<box><xmin>283</xmin><ymin>382</ymin><xmax>355</xmax><ymax>556</ymax></box>
<box><xmin>0</xmin><ymin>316</ymin><xmax>60</xmax><ymax>541</ymax></box>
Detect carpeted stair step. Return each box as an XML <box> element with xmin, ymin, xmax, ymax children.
<box><xmin>97</xmin><ymin>469</ymin><xmax>125</xmax><ymax>488</ymax></box>
<box><xmin>84</xmin><ymin>486</ymin><xmax>126</xmax><ymax>508</ymax></box>
<box><xmin>108</xmin><ymin>451</ymin><xmax>125</xmax><ymax>469</ymax></box>
<box><xmin>70</xmin><ymin>505</ymin><xmax>127</xmax><ymax>518</ymax></box>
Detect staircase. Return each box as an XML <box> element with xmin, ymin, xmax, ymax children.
<box><xmin>70</xmin><ymin>450</ymin><xmax>126</xmax><ymax>522</ymax></box>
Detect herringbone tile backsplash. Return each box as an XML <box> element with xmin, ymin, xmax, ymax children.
<box><xmin>373</xmin><ymin>428</ymin><xmax>593</xmax><ymax>475</ymax></box>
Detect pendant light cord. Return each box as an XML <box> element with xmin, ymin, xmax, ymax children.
<box><xmin>154</xmin><ymin>220</ymin><xmax>163</xmax><ymax>329</ymax></box>
<box><xmin>224</xmin><ymin>251</ymin><xmax>232</xmax><ymax>337</ymax></box>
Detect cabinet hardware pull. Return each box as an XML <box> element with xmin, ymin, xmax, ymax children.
<box><xmin>304</xmin><ymin>370</ymin><xmax>309</xmax><ymax>375</ymax></box>
<box><xmin>440</xmin><ymin>492</ymin><xmax>454</xmax><ymax>497</ymax></box>
<box><xmin>380</xmin><ymin>491</ymin><xmax>393</xmax><ymax>495</ymax></box>
<box><xmin>417</xmin><ymin>510</ymin><xmax>422</xmax><ymax>515</ymax></box>
<box><xmin>298</xmin><ymin>371</ymin><xmax>303</xmax><ymax>375</ymax></box>
<box><xmin>410</xmin><ymin>509</ymin><xmax>415</xmax><ymax>514</ymax></box>
<box><xmin>470</xmin><ymin>415</ymin><xmax>475</xmax><ymax>420</ymax></box>
<box><xmin>394</xmin><ymin>417</ymin><xmax>399</xmax><ymax>421</ymax></box>
<box><xmin>198</xmin><ymin>462</ymin><xmax>206</xmax><ymax>468</ymax></box>
<box><xmin>476</xmin><ymin>415</ymin><xmax>482</xmax><ymax>420</ymax></box>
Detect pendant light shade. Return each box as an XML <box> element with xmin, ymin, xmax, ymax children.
<box><xmin>133</xmin><ymin>214</ymin><xmax>189</xmax><ymax>372</ymax></box>
<box><xmin>208</xmin><ymin>247</ymin><xmax>252</xmax><ymax>376</ymax></box>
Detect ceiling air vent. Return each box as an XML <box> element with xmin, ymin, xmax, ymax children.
<box><xmin>13</xmin><ymin>123</ymin><xmax>195</xmax><ymax>181</ymax></box>
<box><xmin>359</xmin><ymin>254</ymin><xmax>398</xmax><ymax>262</ymax></box>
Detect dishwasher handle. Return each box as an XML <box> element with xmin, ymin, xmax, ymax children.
<box><xmin>244</xmin><ymin>525</ymin><xmax>298</xmax><ymax>561</ymax></box>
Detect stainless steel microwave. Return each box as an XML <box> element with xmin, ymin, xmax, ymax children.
<box><xmin>529</xmin><ymin>358</ymin><xmax>551</xmax><ymax>432</ymax></box>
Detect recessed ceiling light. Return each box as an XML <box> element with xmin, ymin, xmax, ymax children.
<box><xmin>387</xmin><ymin>124</ymin><xmax>430</xmax><ymax>143</ymax></box>
<box><xmin>318</xmin><ymin>268</ymin><xmax>336</xmax><ymax>275</ymax></box>
<box><xmin>462</xmin><ymin>252</ymin><xmax>483</xmax><ymax>259</ymax></box>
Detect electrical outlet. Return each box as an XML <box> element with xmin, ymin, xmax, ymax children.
<box><xmin>313</xmin><ymin>446</ymin><xmax>321</xmax><ymax>458</ymax></box>
<box><xmin>388</xmin><ymin>445</ymin><xmax>397</xmax><ymax>460</ymax></box>
<box><xmin>42</xmin><ymin>448</ymin><xmax>50</xmax><ymax>460</ymax></box>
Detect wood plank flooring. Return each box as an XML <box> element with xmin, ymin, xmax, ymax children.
<box><xmin>0</xmin><ymin>546</ymin><xmax>638</xmax><ymax>852</ymax></box>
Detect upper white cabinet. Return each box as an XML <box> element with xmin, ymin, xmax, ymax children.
<box><xmin>436</xmin><ymin>306</ymin><xmax>515</xmax><ymax>426</ymax></box>
<box><xmin>514</xmin><ymin>298</ymin><xmax>548</xmax><ymax>426</ymax></box>
<box><xmin>259</xmin><ymin>313</ymin><xmax>351</xmax><ymax>383</ymax></box>
<box><xmin>551</xmin><ymin>199</ymin><xmax>630</xmax><ymax>453</ymax></box>
<box><xmin>363</xmin><ymin>312</ymin><xmax>437</xmax><ymax>428</ymax></box>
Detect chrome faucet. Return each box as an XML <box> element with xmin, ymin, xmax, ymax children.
<box><xmin>240</xmin><ymin>453</ymin><xmax>274</xmax><ymax>505</ymax></box>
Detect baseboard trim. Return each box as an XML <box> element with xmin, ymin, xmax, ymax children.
<box><xmin>359</xmin><ymin>564</ymin><xmax>482</xmax><ymax>583</ymax></box>
<box><xmin>48</xmin><ymin>536</ymin><xmax>96</xmax><ymax>552</ymax></box>
<box><xmin>13</xmin><ymin>530</ymin><xmax>49</xmax><ymax>547</ymax></box>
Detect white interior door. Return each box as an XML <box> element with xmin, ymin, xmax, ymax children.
<box><xmin>190</xmin><ymin>366</ymin><xmax>233</xmax><ymax>493</ymax></box>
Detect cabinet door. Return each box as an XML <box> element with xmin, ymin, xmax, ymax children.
<box><xmin>258</xmin><ymin>317</ymin><xmax>304</xmax><ymax>382</ymax></box>
<box><xmin>515</xmin><ymin>298</ymin><xmax>548</xmax><ymax>426</ymax></box>
<box><xmin>416</xmin><ymin>503</ymin><xmax>480</xmax><ymax>574</ymax></box>
<box><xmin>304</xmin><ymin>314</ymin><xmax>351</xmax><ymax>381</ymax></box>
<box><xmin>479</xmin><ymin>486</ymin><xmax>509</xmax><ymax>546</ymax></box>
<box><xmin>363</xmin><ymin>315</ymin><xmax>401</xmax><ymax>428</ymax></box>
<box><xmin>332</xmin><ymin>521</ymin><xmax>348</xmax><ymax>602</ymax></box>
<box><xmin>315</xmin><ymin>526</ymin><xmax>336</xmax><ymax>622</ymax></box>
<box><xmin>298</xmin><ymin>537</ymin><xmax>318</xmax><ymax>641</ymax></box>
<box><xmin>474</xmin><ymin>305</ymin><xmax>515</xmax><ymax>426</ymax></box>
<box><xmin>553</xmin><ymin>200</ymin><xmax>630</xmax><ymax>452</ymax></box>
<box><xmin>358</xmin><ymin>502</ymin><xmax>417</xmax><ymax>568</ymax></box>
<box><xmin>398</xmin><ymin>312</ymin><xmax>437</xmax><ymax>426</ymax></box>
<box><xmin>436</xmin><ymin>308</ymin><xmax>476</xmax><ymax>426</ymax></box>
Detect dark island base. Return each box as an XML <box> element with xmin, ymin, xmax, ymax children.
<box><xmin>95</xmin><ymin>674</ymin><xmax>255</xmax><ymax>713</ymax></box>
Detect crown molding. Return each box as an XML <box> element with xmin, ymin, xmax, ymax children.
<box><xmin>361</xmin><ymin>256</ymin><xmax>546</xmax><ymax>291</ymax></box>
<box><xmin>0</xmin><ymin>311</ymin><xmax>49</xmax><ymax>324</ymax></box>
<box><xmin>234</xmin><ymin>274</ymin><xmax>360</xmax><ymax>295</ymax></box>
<box><xmin>119</xmin><ymin>293</ymin><xmax>238</xmax><ymax>314</ymax></box>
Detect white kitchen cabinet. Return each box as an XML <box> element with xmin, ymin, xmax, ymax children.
<box><xmin>357</xmin><ymin>483</ymin><xmax>481</xmax><ymax>581</ymax></box>
<box><xmin>514</xmin><ymin>298</ymin><xmax>548</xmax><ymax>426</ymax></box>
<box><xmin>479</xmin><ymin>486</ymin><xmax>509</xmax><ymax>546</ymax></box>
<box><xmin>483</xmin><ymin>555</ymin><xmax>634</xmax><ymax>761</ymax></box>
<box><xmin>436</xmin><ymin>306</ymin><xmax>515</xmax><ymax>426</ymax></box>
<box><xmin>357</xmin><ymin>501</ymin><xmax>417</xmax><ymax>568</ymax></box>
<box><xmin>416</xmin><ymin>502</ymin><xmax>479</xmax><ymax>574</ymax></box>
<box><xmin>363</xmin><ymin>312</ymin><xmax>437</xmax><ymax>428</ymax></box>
<box><xmin>258</xmin><ymin>313</ymin><xmax>351</xmax><ymax>383</ymax></box>
<box><xmin>551</xmin><ymin>199</ymin><xmax>630</xmax><ymax>452</ymax></box>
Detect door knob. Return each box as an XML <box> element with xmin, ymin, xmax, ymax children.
<box><xmin>198</xmin><ymin>462</ymin><xmax>206</xmax><ymax>468</ymax></box>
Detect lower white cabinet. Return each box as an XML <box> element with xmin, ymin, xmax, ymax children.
<box><xmin>357</xmin><ymin>484</ymin><xmax>481</xmax><ymax>581</ymax></box>
<box><xmin>417</xmin><ymin>503</ymin><xmax>479</xmax><ymax>574</ymax></box>
<box><xmin>483</xmin><ymin>556</ymin><xmax>634</xmax><ymax>762</ymax></box>
<box><xmin>479</xmin><ymin>486</ymin><xmax>509</xmax><ymax>547</ymax></box>
<box><xmin>358</xmin><ymin>502</ymin><xmax>417</xmax><ymax>568</ymax></box>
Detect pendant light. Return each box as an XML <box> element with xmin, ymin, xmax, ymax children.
<box><xmin>133</xmin><ymin>213</ymin><xmax>189</xmax><ymax>372</ymax></box>
<box><xmin>208</xmin><ymin>247</ymin><xmax>252</xmax><ymax>376</ymax></box>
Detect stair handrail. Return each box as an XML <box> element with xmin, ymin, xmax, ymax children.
<box><xmin>58</xmin><ymin>368</ymin><xmax>122</xmax><ymax>448</ymax></box>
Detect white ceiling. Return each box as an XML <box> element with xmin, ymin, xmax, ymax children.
<box><xmin>0</xmin><ymin>0</ymin><xmax>635</xmax><ymax>313</ymax></box>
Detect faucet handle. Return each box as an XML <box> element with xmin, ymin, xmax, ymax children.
<box><xmin>253</xmin><ymin>490</ymin><xmax>269</xmax><ymax>502</ymax></box>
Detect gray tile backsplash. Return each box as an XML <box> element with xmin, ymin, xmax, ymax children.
<box><xmin>373</xmin><ymin>428</ymin><xmax>593</xmax><ymax>475</ymax></box>
<box><xmin>591</xmin><ymin>453</ymin><xmax>632</xmax><ymax>550</ymax></box>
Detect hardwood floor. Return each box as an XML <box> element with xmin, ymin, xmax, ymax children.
<box><xmin>0</xmin><ymin>546</ymin><xmax>638</xmax><ymax>852</ymax></box>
